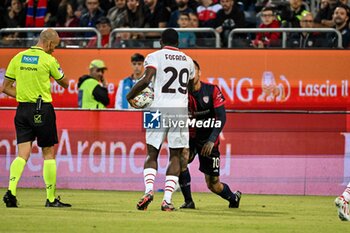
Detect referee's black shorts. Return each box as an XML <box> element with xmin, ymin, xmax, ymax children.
<box><xmin>15</xmin><ymin>102</ymin><xmax>58</xmax><ymax>147</ymax></box>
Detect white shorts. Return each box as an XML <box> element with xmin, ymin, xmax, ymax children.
<box><xmin>146</xmin><ymin>127</ymin><xmax>189</xmax><ymax>150</ymax></box>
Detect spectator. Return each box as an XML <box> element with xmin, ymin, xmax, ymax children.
<box><xmin>143</xmin><ymin>0</ymin><xmax>171</xmax><ymax>42</ymax></box>
<box><xmin>123</xmin><ymin>0</ymin><xmax>145</xmax><ymax>39</ymax></box>
<box><xmin>215</xmin><ymin>0</ymin><xmax>245</xmax><ymax>47</ymax></box>
<box><xmin>25</xmin><ymin>0</ymin><xmax>60</xmax><ymax>45</ymax></box>
<box><xmin>144</xmin><ymin>0</ymin><xmax>170</xmax><ymax>28</ymax></box>
<box><xmin>314</xmin><ymin>0</ymin><xmax>336</xmax><ymax>27</ymax></box>
<box><xmin>25</xmin><ymin>0</ymin><xmax>48</xmax><ymax>27</ymax></box>
<box><xmin>197</xmin><ymin>0</ymin><xmax>223</xmax><ymax>28</ymax></box>
<box><xmin>99</xmin><ymin>0</ymin><xmax>115</xmax><ymax>14</ymax></box>
<box><xmin>87</xmin><ymin>16</ymin><xmax>112</xmax><ymax>47</ymax></box>
<box><xmin>115</xmin><ymin>53</ymin><xmax>145</xmax><ymax>109</ymax></box>
<box><xmin>320</xmin><ymin>0</ymin><xmax>330</xmax><ymax>10</ymax></box>
<box><xmin>56</xmin><ymin>1</ymin><xmax>80</xmax><ymax>45</ymax></box>
<box><xmin>327</xmin><ymin>4</ymin><xmax>350</xmax><ymax>48</ymax></box>
<box><xmin>79</xmin><ymin>0</ymin><xmax>104</xmax><ymax>37</ymax></box>
<box><xmin>78</xmin><ymin>59</ymin><xmax>110</xmax><ymax>109</ymax></box>
<box><xmin>252</xmin><ymin>6</ymin><xmax>280</xmax><ymax>48</ymax></box>
<box><xmin>73</xmin><ymin>0</ymin><xmax>86</xmax><ymax>19</ymax></box>
<box><xmin>107</xmin><ymin>0</ymin><xmax>127</xmax><ymax>28</ymax></box>
<box><xmin>124</xmin><ymin>0</ymin><xmax>145</xmax><ymax>28</ymax></box>
<box><xmin>4</xmin><ymin>0</ymin><xmax>25</xmax><ymax>28</ymax></box>
<box><xmin>56</xmin><ymin>1</ymin><xmax>80</xmax><ymax>28</ymax></box>
<box><xmin>44</xmin><ymin>0</ymin><xmax>60</xmax><ymax>26</ymax></box>
<box><xmin>24</xmin><ymin>0</ymin><xmax>59</xmax><ymax>27</ymax></box>
<box><xmin>167</xmin><ymin>0</ymin><xmax>194</xmax><ymax>27</ymax></box>
<box><xmin>288</xmin><ymin>12</ymin><xmax>327</xmax><ymax>48</ymax></box>
<box><xmin>189</xmin><ymin>12</ymin><xmax>199</xmax><ymax>27</ymax></box>
<box><xmin>278</xmin><ymin>0</ymin><xmax>308</xmax><ymax>28</ymax></box>
<box><xmin>314</xmin><ymin>0</ymin><xmax>339</xmax><ymax>27</ymax></box>
<box><xmin>178</xmin><ymin>12</ymin><xmax>196</xmax><ymax>48</ymax></box>
<box><xmin>2</xmin><ymin>0</ymin><xmax>25</xmax><ymax>46</ymax></box>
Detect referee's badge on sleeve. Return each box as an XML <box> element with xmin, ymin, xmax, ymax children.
<box><xmin>58</xmin><ymin>68</ymin><xmax>64</xmax><ymax>75</ymax></box>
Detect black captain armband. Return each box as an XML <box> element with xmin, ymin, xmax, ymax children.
<box><xmin>5</xmin><ymin>76</ymin><xmax>15</xmax><ymax>81</ymax></box>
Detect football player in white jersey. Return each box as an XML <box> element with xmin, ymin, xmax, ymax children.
<box><xmin>127</xmin><ymin>28</ymin><xmax>195</xmax><ymax>211</ymax></box>
<box><xmin>335</xmin><ymin>182</ymin><xmax>350</xmax><ymax>221</ymax></box>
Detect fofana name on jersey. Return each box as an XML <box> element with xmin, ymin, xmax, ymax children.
<box><xmin>164</xmin><ymin>54</ymin><xmax>187</xmax><ymax>61</ymax></box>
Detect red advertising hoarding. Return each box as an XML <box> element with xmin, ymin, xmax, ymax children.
<box><xmin>0</xmin><ymin>109</ymin><xmax>349</xmax><ymax>195</ymax></box>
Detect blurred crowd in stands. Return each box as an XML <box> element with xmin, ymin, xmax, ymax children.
<box><xmin>0</xmin><ymin>0</ymin><xmax>349</xmax><ymax>48</ymax></box>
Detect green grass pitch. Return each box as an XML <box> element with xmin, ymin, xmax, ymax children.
<box><xmin>0</xmin><ymin>188</ymin><xmax>349</xmax><ymax>233</ymax></box>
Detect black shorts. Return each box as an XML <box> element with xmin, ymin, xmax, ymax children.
<box><xmin>189</xmin><ymin>139</ymin><xmax>221</xmax><ymax>177</ymax></box>
<box><xmin>15</xmin><ymin>102</ymin><xmax>58</xmax><ymax>147</ymax></box>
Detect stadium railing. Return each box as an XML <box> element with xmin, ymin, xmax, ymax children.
<box><xmin>0</xmin><ymin>27</ymin><xmax>102</xmax><ymax>48</ymax></box>
<box><xmin>108</xmin><ymin>28</ymin><xmax>221</xmax><ymax>48</ymax></box>
<box><xmin>228</xmin><ymin>28</ymin><xmax>343</xmax><ymax>48</ymax></box>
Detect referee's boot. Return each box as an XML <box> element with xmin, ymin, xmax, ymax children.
<box><xmin>136</xmin><ymin>191</ymin><xmax>154</xmax><ymax>210</ymax></box>
<box><xmin>179</xmin><ymin>201</ymin><xmax>196</xmax><ymax>209</ymax></box>
<box><xmin>3</xmin><ymin>190</ymin><xmax>18</xmax><ymax>208</ymax></box>
<box><xmin>229</xmin><ymin>191</ymin><xmax>242</xmax><ymax>208</ymax></box>
<box><xmin>45</xmin><ymin>196</ymin><xmax>72</xmax><ymax>207</ymax></box>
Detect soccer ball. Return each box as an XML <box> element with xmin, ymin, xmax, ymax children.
<box><xmin>133</xmin><ymin>87</ymin><xmax>154</xmax><ymax>108</ymax></box>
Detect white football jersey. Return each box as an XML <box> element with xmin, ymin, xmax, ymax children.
<box><xmin>144</xmin><ymin>46</ymin><xmax>194</xmax><ymax>108</ymax></box>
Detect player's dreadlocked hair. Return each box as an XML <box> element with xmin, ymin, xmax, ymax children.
<box><xmin>161</xmin><ymin>28</ymin><xmax>178</xmax><ymax>46</ymax></box>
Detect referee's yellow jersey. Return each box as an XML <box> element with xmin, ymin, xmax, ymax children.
<box><xmin>5</xmin><ymin>46</ymin><xmax>64</xmax><ymax>103</ymax></box>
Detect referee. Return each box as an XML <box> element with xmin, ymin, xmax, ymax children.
<box><xmin>1</xmin><ymin>29</ymin><xmax>71</xmax><ymax>208</ymax></box>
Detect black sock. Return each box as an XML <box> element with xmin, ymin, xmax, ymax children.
<box><xmin>217</xmin><ymin>183</ymin><xmax>236</xmax><ymax>203</ymax></box>
<box><xmin>179</xmin><ymin>168</ymin><xmax>193</xmax><ymax>203</ymax></box>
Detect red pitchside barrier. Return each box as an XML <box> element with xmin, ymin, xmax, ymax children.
<box><xmin>0</xmin><ymin>109</ymin><xmax>349</xmax><ymax>195</ymax></box>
